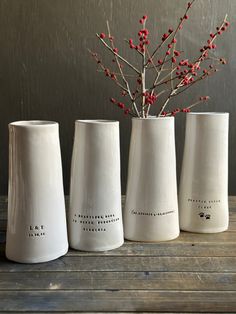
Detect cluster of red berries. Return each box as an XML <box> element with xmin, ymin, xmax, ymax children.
<box><xmin>110</xmin><ymin>98</ymin><xmax>131</xmax><ymax>115</ymax></box>
<box><xmin>104</xmin><ymin>68</ymin><xmax>117</xmax><ymax>80</ymax></box>
<box><xmin>139</xmin><ymin>15</ymin><xmax>148</xmax><ymax>25</ymax></box>
<box><xmin>200</xmin><ymin>20</ymin><xmax>230</xmax><ymax>55</ymax></box>
<box><xmin>143</xmin><ymin>91</ymin><xmax>158</xmax><ymax>105</ymax></box>
<box><xmin>128</xmin><ymin>16</ymin><xmax>150</xmax><ymax>53</ymax></box>
<box><xmin>95</xmin><ymin>4</ymin><xmax>229</xmax><ymax>118</ymax></box>
<box><xmin>175</xmin><ymin>59</ymin><xmax>199</xmax><ymax>80</ymax></box>
<box><xmin>199</xmin><ymin>96</ymin><xmax>210</xmax><ymax>101</ymax></box>
<box><xmin>171</xmin><ymin>108</ymin><xmax>181</xmax><ymax>116</ymax></box>
<box><xmin>162</xmin><ymin>107</ymin><xmax>191</xmax><ymax>116</ymax></box>
<box><xmin>181</xmin><ymin>108</ymin><xmax>191</xmax><ymax>113</ymax></box>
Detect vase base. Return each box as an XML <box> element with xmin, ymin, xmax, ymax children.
<box><xmin>70</xmin><ymin>240</ymin><xmax>124</xmax><ymax>252</ymax></box>
<box><xmin>6</xmin><ymin>245</ymin><xmax>69</xmax><ymax>264</ymax></box>
<box><xmin>180</xmin><ymin>226</ymin><xmax>228</xmax><ymax>234</ymax></box>
<box><xmin>124</xmin><ymin>232</ymin><xmax>180</xmax><ymax>243</ymax></box>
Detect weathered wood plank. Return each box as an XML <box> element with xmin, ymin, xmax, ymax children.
<box><xmin>0</xmin><ymin>271</ymin><xmax>235</xmax><ymax>291</ymax></box>
<box><xmin>0</xmin><ymin>311</ymin><xmax>232</xmax><ymax>314</ymax></box>
<box><xmin>0</xmin><ymin>256</ymin><xmax>236</xmax><ymax>272</ymax></box>
<box><xmin>0</xmin><ymin>290</ymin><xmax>236</xmax><ymax>312</ymax></box>
<box><xmin>66</xmin><ymin>242</ymin><xmax>236</xmax><ymax>257</ymax></box>
<box><xmin>1</xmin><ymin>241</ymin><xmax>236</xmax><ymax>257</ymax></box>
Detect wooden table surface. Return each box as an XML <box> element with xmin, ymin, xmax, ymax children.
<box><xmin>0</xmin><ymin>196</ymin><xmax>236</xmax><ymax>313</ymax></box>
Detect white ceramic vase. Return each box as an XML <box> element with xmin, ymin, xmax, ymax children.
<box><xmin>69</xmin><ymin>120</ymin><xmax>124</xmax><ymax>251</ymax></box>
<box><xmin>6</xmin><ymin>121</ymin><xmax>68</xmax><ymax>263</ymax></box>
<box><xmin>179</xmin><ymin>112</ymin><xmax>229</xmax><ymax>233</ymax></box>
<box><xmin>124</xmin><ymin>117</ymin><xmax>179</xmax><ymax>242</ymax></box>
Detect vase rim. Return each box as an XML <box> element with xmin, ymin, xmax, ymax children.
<box><xmin>132</xmin><ymin>116</ymin><xmax>174</xmax><ymax>120</ymax></box>
<box><xmin>76</xmin><ymin>119</ymin><xmax>119</xmax><ymax>124</ymax></box>
<box><xmin>9</xmin><ymin>120</ymin><xmax>58</xmax><ymax>127</ymax></box>
<box><xmin>187</xmin><ymin>112</ymin><xmax>229</xmax><ymax>115</ymax></box>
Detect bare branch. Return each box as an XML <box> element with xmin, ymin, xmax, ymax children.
<box><xmin>96</xmin><ymin>33</ymin><xmax>141</xmax><ymax>74</ymax></box>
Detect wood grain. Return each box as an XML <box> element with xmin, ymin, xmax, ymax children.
<box><xmin>0</xmin><ymin>256</ymin><xmax>236</xmax><ymax>272</ymax></box>
<box><xmin>0</xmin><ymin>271</ymin><xmax>235</xmax><ymax>291</ymax></box>
<box><xmin>0</xmin><ymin>290</ymin><xmax>236</xmax><ymax>312</ymax></box>
<box><xmin>0</xmin><ymin>196</ymin><xmax>236</xmax><ymax>312</ymax></box>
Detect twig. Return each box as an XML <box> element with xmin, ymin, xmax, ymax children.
<box><xmin>96</xmin><ymin>33</ymin><xmax>141</xmax><ymax>74</ymax></box>
<box><xmin>106</xmin><ymin>21</ymin><xmax>140</xmax><ymax>117</ymax></box>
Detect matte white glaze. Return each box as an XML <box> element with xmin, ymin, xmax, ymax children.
<box><xmin>6</xmin><ymin>121</ymin><xmax>68</xmax><ymax>263</ymax></box>
<box><xmin>179</xmin><ymin>113</ymin><xmax>229</xmax><ymax>233</ymax></box>
<box><xmin>124</xmin><ymin>117</ymin><xmax>179</xmax><ymax>242</ymax></box>
<box><xmin>69</xmin><ymin>120</ymin><xmax>124</xmax><ymax>251</ymax></box>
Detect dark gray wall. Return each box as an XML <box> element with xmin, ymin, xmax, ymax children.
<box><xmin>0</xmin><ymin>0</ymin><xmax>235</xmax><ymax>195</ymax></box>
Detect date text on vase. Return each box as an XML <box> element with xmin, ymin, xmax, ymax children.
<box><xmin>28</xmin><ymin>225</ymin><xmax>45</xmax><ymax>238</ymax></box>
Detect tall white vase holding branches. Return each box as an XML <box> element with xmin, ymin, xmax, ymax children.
<box><xmin>124</xmin><ymin>117</ymin><xmax>179</xmax><ymax>242</ymax></box>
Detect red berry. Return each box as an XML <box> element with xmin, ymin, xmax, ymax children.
<box><xmin>100</xmin><ymin>33</ymin><xmax>106</xmax><ymax>39</ymax></box>
<box><xmin>225</xmin><ymin>21</ymin><xmax>230</xmax><ymax>27</ymax></box>
<box><xmin>172</xmin><ymin>57</ymin><xmax>176</xmax><ymax>63</ymax></box>
<box><xmin>113</xmin><ymin>48</ymin><xmax>118</xmax><ymax>53</ymax></box>
<box><xmin>184</xmin><ymin>14</ymin><xmax>189</xmax><ymax>19</ymax></box>
<box><xmin>162</xmin><ymin>33</ymin><xmax>168</xmax><ymax>41</ymax></box>
<box><xmin>166</xmin><ymin>50</ymin><xmax>171</xmax><ymax>56</ymax></box>
<box><xmin>168</xmin><ymin>28</ymin><xmax>173</xmax><ymax>33</ymax></box>
<box><xmin>110</xmin><ymin>98</ymin><xmax>116</xmax><ymax>103</ymax></box>
<box><xmin>139</xmin><ymin>19</ymin><xmax>144</xmax><ymax>24</ymax></box>
<box><xmin>174</xmin><ymin>50</ymin><xmax>180</xmax><ymax>56</ymax></box>
<box><xmin>143</xmin><ymin>15</ymin><xmax>148</xmax><ymax>20</ymax></box>
<box><xmin>158</xmin><ymin>59</ymin><xmax>163</xmax><ymax>65</ymax></box>
<box><xmin>172</xmin><ymin>38</ymin><xmax>177</xmax><ymax>44</ymax></box>
<box><xmin>118</xmin><ymin>102</ymin><xmax>125</xmax><ymax>109</ymax></box>
<box><xmin>168</xmin><ymin>44</ymin><xmax>172</xmax><ymax>49</ymax></box>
